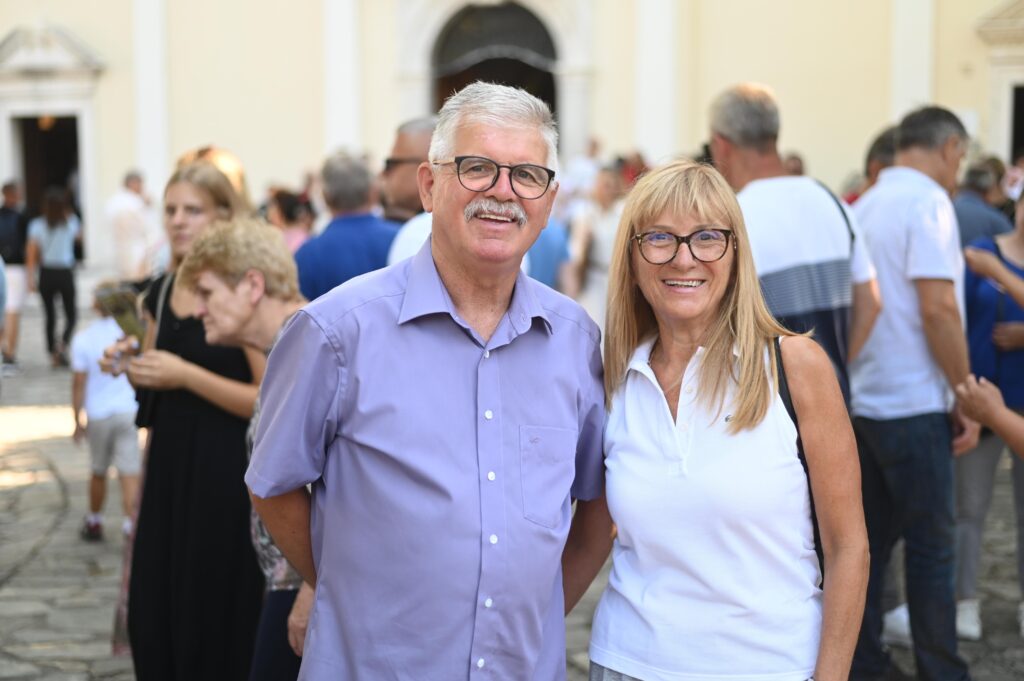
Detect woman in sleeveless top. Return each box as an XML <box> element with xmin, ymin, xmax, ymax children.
<box><xmin>564</xmin><ymin>160</ymin><xmax>868</xmax><ymax>681</ymax></box>
<box><xmin>106</xmin><ymin>162</ymin><xmax>265</xmax><ymax>680</ymax></box>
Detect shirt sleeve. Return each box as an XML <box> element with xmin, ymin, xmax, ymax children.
<box><xmin>246</xmin><ymin>309</ymin><xmax>347</xmax><ymax>498</ymax></box>
<box><xmin>27</xmin><ymin>218</ymin><xmax>43</xmax><ymax>244</ymax></box>
<box><xmin>571</xmin><ymin>332</ymin><xmax>606</xmax><ymax>501</ymax></box>
<box><xmin>907</xmin><ymin>195</ymin><xmax>960</xmax><ymax>282</ymax></box>
<box><xmin>69</xmin><ymin>331</ymin><xmax>89</xmax><ymax>372</ymax></box>
<box><xmin>845</xmin><ymin>205</ymin><xmax>876</xmax><ymax>284</ymax></box>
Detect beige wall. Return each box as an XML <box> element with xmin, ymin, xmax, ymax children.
<box><xmin>166</xmin><ymin>0</ymin><xmax>324</xmax><ymax>203</ymax></box>
<box><xmin>0</xmin><ymin>0</ymin><xmax>135</xmax><ymax>206</ymax></box>
<box><xmin>690</xmin><ymin>0</ymin><xmax>892</xmax><ymax>189</ymax></box>
<box><xmin>590</xmin><ymin>0</ymin><xmax>636</xmax><ymax>162</ymax></box>
<box><xmin>1</xmin><ymin>0</ymin><xmax>1013</xmax><ymax>235</ymax></box>
<box><xmin>935</xmin><ymin>0</ymin><xmax>1005</xmax><ymax>155</ymax></box>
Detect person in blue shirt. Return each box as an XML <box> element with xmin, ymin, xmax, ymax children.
<box><xmin>294</xmin><ymin>154</ymin><xmax>397</xmax><ymax>301</ymax></box>
<box><xmin>954</xmin><ymin>162</ymin><xmax>1013</xmax><ymax>248</ymax></box>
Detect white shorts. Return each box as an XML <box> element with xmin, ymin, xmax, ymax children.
<box><xmin>86</xmin><ymin>412</ymin><xmax>141</xmax><ymax>476</ymax></box>
<box><xmin>4</xmin><ymin>265</ymin><xmax>26</xmax><ymax>313</ymax></box>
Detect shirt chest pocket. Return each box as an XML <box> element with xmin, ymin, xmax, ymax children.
<box><xmin>519</xmin><ymin>425</ymin><xmax>577</xmax><ymax>529</ymax></box>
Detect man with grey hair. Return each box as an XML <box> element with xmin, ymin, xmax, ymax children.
<box><xmin>954</xmin><ymin>161</ymin><xmax>1013</xmax><ymax>247</ymax></box>
<box><xmin>106</xmin><ymin>169</ymin><xmax>155</xmax><ymax>279</ymax></box>
<box><xmin>293</xmin><ymin>152</ymin><xmax>397</xmax><ymax>300</ymax></box>
<box><xmin>380</xmin><ymin>116</ymin><xmax>436</xmax><ymax>225</ymax></box>
<box><xmin>709</xmin><ymin>82</ymin><xmax>881</xmax><ymax>401</ymax></box>
<box><xmin>851</xmin><ymin>106</ymin><xmax>976</xmax><ymax>681</ymax></box>
<box><xmin>247</xmin><ymin>81</ymin><xmax>608</xmax><ymax>679</ymax></box>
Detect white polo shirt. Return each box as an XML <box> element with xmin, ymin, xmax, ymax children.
<box><xmin>589</xmin><ymin>338</ymin><xmax>821</xmax><ymax>681</ymax></box>
<box><xmin>850</xmin><ymin>166</ymin><xmax>964</xmax><ymax>419</ymax></box>
<box><xmin>70</xmin><ymin>317</ymin><xmax>138</xmax><ymax>421</ymax></box>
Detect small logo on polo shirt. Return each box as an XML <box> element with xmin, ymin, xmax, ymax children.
<box><xmin>724</xmin><ymin>414</ymin><xmax>733</xmax><ymax>422</ymax></box>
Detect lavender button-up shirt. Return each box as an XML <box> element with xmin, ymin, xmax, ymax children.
<box><xmin>247</xmin><ymin>242</ymin><xmax>605</xmax><ymax>680</ymax></box>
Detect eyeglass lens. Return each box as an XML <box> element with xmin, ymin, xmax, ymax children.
<box><xmin>456</xmin><ymin>157</ymin><xmax>551</xmax><ymax>199</ymax></box>
<box><xmin>639</xmin><ymin>230</ymin><xmax>729</xmax><ymax>264</ymax></box>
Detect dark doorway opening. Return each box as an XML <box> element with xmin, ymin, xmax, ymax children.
<box><xmin>436</xmin><ymin>58</ymin><xmax>555</xmax><ymax>115</ymax></box>
<box><xmin>18</xmin><ymin>116</ymin><xmax>79</xmax><ymax>217</ymax></box>
<box><xmin>1012</xmin><ymin>86</ymin><xmax>1024</xmax><ymax>162</ymax></box>
<box><xmin>433</xmin><ymin>2</ymin><xmax>557</xmax><ymax>118</ymax></box>
<box><xmin>17</xmin><ymin>115</ymin><xmax>81</xmax><ymax>259</ymax></box>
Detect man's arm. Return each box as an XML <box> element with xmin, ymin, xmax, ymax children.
<box><xmin>915</xmin><ymin>278</ymin><xmax>979</xmax><ymax>453</ymax></box>
<box><xmin>251</xmin><ymin>487</ymin><xmax>317</xmax><ymax>585</ymax></box>
<box><xmin>847</xmin><ymin>279</ymin><xmax>881</xmax><ymax>363</ymax></box>
<box><xmin>562</xmin><ymin>495</ymin><xmax>613</xmax><ymax>614</ymax></box>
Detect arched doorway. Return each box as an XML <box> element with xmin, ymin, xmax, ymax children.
<box><xmin>433</xmin><ymin>3</ymin><xmax>557</xmax><ymax>117</ymax></box>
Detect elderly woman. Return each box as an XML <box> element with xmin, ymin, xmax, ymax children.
<box><xmin>178</xmin><ymin>218</ymin><xmax>310</xmax><ymax>681</ymax></box>
<box><xmin>583</xmin><ymin>160</ymin><xmax>868</xmax><ymax>681</ymax></box>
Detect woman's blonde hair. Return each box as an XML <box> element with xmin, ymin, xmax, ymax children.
<box><xmin>178</xmin><ymin>217</ymin><xmax>302</xmax><ymax>302</ymax></box>
<box><xmin>165</xmin><ymin>161</ymin><xmax>248</xmax><ymax>219</ymax></box>
<box><xmin>176</xmin><ymin>145</ymin><xmax>253</xmax><ymax>213</ymax></box>
<box><xmin>603</xmin><ymin>158</ymin><xmax>792</xmax><ymax>432</ymax></box>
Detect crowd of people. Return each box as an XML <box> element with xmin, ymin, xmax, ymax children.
<box><xmin>1</xmin><ymin>78</ymin><xmax>1023</xmax><ymax>681</ymax></box>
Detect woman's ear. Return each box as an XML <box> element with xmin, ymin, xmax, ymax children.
<box><xmin>244</xmin><ymin>268</ymin><xmax>266</xmax><ymax>304</ymax></box>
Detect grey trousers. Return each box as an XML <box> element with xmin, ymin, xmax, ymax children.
<box><xmin>955</xmin><ymin>427</ymin><xmax>1024</xmax><ymax>599</ymax></box>
<box><xmin>589</xmin><ymin>662</ymin><xmax>641</xmax><ymax>681</ymax></box>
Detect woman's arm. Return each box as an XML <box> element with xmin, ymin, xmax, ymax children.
<box><xmin>127</xmin><ymin>342</ymin><xmax>264</xmax><ymax>419</ymax></box>
<box><xmin>782</xmin><ymin>336</ymin><xmax>869</xmax><ymax>681</ymax></box>
<box><xmin>25</xmin><ymin>239</ymin><xmax>39</xmax><ymax>293</ymax></box>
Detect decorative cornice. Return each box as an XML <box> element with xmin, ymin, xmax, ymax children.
<box><xmin>978</xmin><ymin>0</ymin><xmax>1024</xmax><ymax>46</ymax></box>
<box><xmin>0</xmin><ymin>23</ymin><xmax>104</xmax><ymax>77</ymax></box>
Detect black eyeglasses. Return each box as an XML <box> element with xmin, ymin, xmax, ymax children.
<box><xmin>633</xmin><ymin>228</ymin><xmax>734</xmax><ymax>264</ymax></box>
<box><xmin>432</xmin><ymin>155</ymin><xmax>556</xmax><ymax>200</ymax></box>
<box><xmin>383</xmin><ymin>157</ymin><xmax>424</xmax><ymax>173</ymax></box>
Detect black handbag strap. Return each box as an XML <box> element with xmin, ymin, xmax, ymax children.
<box><xmin>774</xmin><ymin>336</ymin><xmax>824</xmax><ymax>580</ymax></box>
<box><xmin>815</xmin><ymin>179</ymin><xmax>854</xmax><ymax>254</ymax></box>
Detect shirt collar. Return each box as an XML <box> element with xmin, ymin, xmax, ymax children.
<box><xmin>879</xmin><ymin>165</ymin><xmax>944</xmax><ymax>193</ymax></box>
<box><xmin>626</xmin><ymin>335</ymin><xmax>739</xmax><ymax>381</ymax></box>
<box><xmin>397</xmin><ymin>239</ymin><xmax>552</xmax><ymax>335</ymax></box>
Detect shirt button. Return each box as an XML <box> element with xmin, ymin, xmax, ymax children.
<box><xmin>484</xmin><ymin>409</ymin><xmax>493</xmax><ymax>420</ymax></box>
<box><xmin>489</xmin><ymin>534</ymin><xmax>498</xmax><ymax>544</ymax></box>
<box><xmin>685</xmin><ymin>386</ymin><xmax>694</xmax><ymax>394</ymax></box>
<box><xmin>477</xmin><ymin>658</ymin><xmax>486</xmax><ymax>669</ymax></box>
<box><xmin>484</xmin><ymin>597</ymin><xmax>493</xmax><ymax>608</ymax></box>
<box><xmin>484</xmin><ymin>350</ymin><xmax>490</xmax><ymax>359</ymax></box>
<box><xmin>487</xmin><ymin>471</ymin><xmax>496</xmax><ymax>481</ymax></box>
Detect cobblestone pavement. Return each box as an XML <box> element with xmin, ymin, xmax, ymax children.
<box><xmin>2</xmin><ymin>280</ymin><xmax>1023</xmax><ymax>680</ymax></box>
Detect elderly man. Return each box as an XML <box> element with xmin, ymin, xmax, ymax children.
<box><xmin>709</xmin><ymin>83</ymin><xmax>881</xmax><ymax>400</ymax></box>
<box><xmin>380</xmin><ymin>117</ymin><xmax>436</xmax><ymax>226</ymax></box>
<box><xmin>247</xmin><ymin>82</ymin><xmax>609</xmax><ymax>680</ymax></box>
<box><xmin>850</xmin><ymin>106</ymin><xmax>977</xmax><ymax>681</ymax></box>
<box><xmin>294</xmin><ymin>153</ymin><xmax>397</xmax><ymax>300</ymax></box>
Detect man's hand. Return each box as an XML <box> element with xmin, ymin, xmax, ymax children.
<box><xmin>287</xmin><ymin>583</ymin><xmax>315</xmax><ymax>657</ymax></box>
<box><xmin>127</xmin><ymin>350</ymin><xmax>190</xmax><ymax>390</ymax></box>
<box><xmin>951</xmin><ymin>401</ymin><xmax>982</xmax><ymax>456</ymax></box>
<box><xmin>72</xmin><ymin>422</ymin><xmax>87</xmax><ymax>445</ymax></box>
<box><xmin>956</xmin><ymin>374</ymin><xmax>1006</xmax><ymax>428</ymax></box>
<box><xmin>964</xmin><ymin>247</ymin><xmax>1008</xmax><ymax>281</ymax></box>
<box><xmin>993</xmin><ymin>322</ymin><xmax>1024</xmax><ymax>351</ymax></box>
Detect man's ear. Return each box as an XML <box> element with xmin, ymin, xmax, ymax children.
<box><xmin>417</xmin><ymin>163</ymin><xmax>436</xmax><ymax>213</ymax></box>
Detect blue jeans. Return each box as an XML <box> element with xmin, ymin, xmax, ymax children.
<box><xmin>851</xmin><ymin>414</ymin><xmax>970</xmax><ymax>681</ymax></box>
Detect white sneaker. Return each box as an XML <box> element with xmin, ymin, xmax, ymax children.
<box><xmin>956</xmin><ymin>598</ymin><xmax>982</xmax><ymax>641</ymax></box>
<box><xmin>881</xmin><ymin>603</ymin><xmax>912</xmax><ymax>648</ymax></box>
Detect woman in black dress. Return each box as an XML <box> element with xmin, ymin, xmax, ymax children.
<box><xmin>117</xmin><ymin>161</ymin><xmax>265</xmax><ymax>680</ymax></box>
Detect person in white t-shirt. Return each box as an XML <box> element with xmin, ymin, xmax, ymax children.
<box><xmin>571</xmin><ymin>159</ymin><xmax>868</xmax><ymax>681</ymax></box>
<box><xmin>849</xmin><ymin>106</ymin><xmax>977</xmax><ymax>681</ymax></box>
<box><xmin>70</xmin><ymin>282</ymin><xmax>141</xmax><ymax>540</ymax></box>
<box><xmin>709</xmin><ymin>83</ymin><xmax>881</xmax><ymax>401</ymax></box>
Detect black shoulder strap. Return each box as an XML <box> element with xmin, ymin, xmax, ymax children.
<box><xmin>774</xmin><ymin>336</ymin><xmax>825</xmax><ymax>581</ymax></box>
<box><xmin>815</xmin><ymin>179</ymin><xmax>854</xmax><ymax>253</ymax></box>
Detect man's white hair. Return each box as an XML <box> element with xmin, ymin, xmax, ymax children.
<box><xmin>429</xmin><ymin>82</ymin><xmax>559</xmax><ymax>174</ymax></box>
<box><xmin>709</xmin><ymin>82</ymin><xmax>780</xmax><ymax>151</ymax></box>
